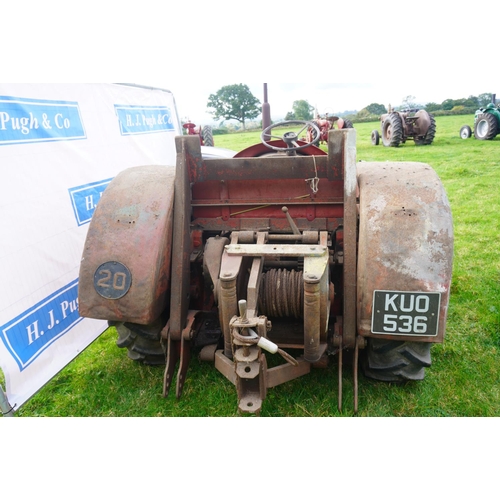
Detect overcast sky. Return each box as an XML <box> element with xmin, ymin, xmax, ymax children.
<box><xmin>4</xmin><ymin>1</ymin><xmax>498</xmax><ymax>127</ymax></box>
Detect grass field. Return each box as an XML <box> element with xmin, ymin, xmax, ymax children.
<box><xmin>4</xmin><ymin>114</ymin><xmax>500</xmax><ymax>417</ymax></box>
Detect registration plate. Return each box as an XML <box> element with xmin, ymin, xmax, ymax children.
<box><xmin>371</xmin><ymin>291</ymin><xmax>441</xmax><ymax>337</ymax></box>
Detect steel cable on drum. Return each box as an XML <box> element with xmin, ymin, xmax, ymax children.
<box><xmin>258</xmin><ymin>269</ymin><xmax>303</xmax><ymax>319</ymax></box>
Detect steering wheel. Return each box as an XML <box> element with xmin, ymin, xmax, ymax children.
<box><xmin>261</xmin><ymin>120</ymin><xmax>321</xmax><ymax>153</ymax></box>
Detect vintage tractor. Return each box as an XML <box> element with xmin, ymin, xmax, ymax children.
<box><xmin>306</xmin><ymin>113</ymin><xmax>354</xmax><ymax>146</ymax></box>
<box><xmin>78</xmin><ymin>120</ymin><xmax>454</xmax><ymax>415</ymax></box>
<box><xmin>460</xmin><ymin>94</ymin><xmax>499</xmax><ymax>140</ymax></box>
<box><xmin>372</xmin><ymin>107</ymin><xmax>436</xmax><ymax>147</ymax></box>
<box><xmin>183</xmin><ymin>120</ymin><xmax>214</xmax><ymax>146</ymax></box>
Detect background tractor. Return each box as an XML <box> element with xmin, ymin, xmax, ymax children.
<box><xmin>78</xmin><ymin>120</ymin><xmax>453</xmax><ymax>415</ymax></box>
<box><xmin>306</xmin><ymin>113</ymin><xmax>354</xmax><ymax>145</ymax></box>
<box><xmin>371</xmin><ymin>106</ymin><xmax>436</xmax><ymax>147</ymax></box>
<box><xmin>460</xmin><ymin>94</ymin><xmax>499</xmax><ymax>140</ymax></box>
<box><xmin>183</xmin><ymin>120</ymin><xmax>215</xmax><ymax>146</ymax></box>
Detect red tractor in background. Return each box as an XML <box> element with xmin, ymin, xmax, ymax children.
<box><xmin>306</xmin><ymin>113</ymin><xmax>354</xmax><ymax>146</ymax></box>
<box><xmin>183</xmin><ymin>121</ymin><xmax>214</xmax><ymax>147</ymax></box>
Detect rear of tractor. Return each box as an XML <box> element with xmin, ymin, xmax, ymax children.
<box><xmin>306</xmin><ymin>114</ymin><xmax>354</xmax><ymax>146</ymax></box>
<box><xmin>372</xmin><ymin>109</ymin><xmax>436</xmax><ymax>147</ymax></box>
<box><xmin>183</xmin><ymin>121</ymin><xmax>215</xmax><ymax>146</ymax></box>
<box><xmin>78</xmin><ymin>121</ymin><xmax>453</xmax><ymax>414</ymax></box>
<box><xmin>460</xmin><ymin>95</ymin><xmax>500</xmax><ymax>140</ymax></box>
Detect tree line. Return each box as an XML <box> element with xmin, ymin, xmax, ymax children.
<box><xmin>345</xmin><ymin>93</ymin><xmax>496</xmax><ymax>123</ymax></box>
<box><xmin>205</xmin><ymin>84</ymin><xmax>495</xmax><ymax>130</ymax></box>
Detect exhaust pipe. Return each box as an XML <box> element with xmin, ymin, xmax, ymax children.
<box><xmin>262</xmin><ymin>83</ymin><xmax>271</xmax><ymax>141</ymax></box>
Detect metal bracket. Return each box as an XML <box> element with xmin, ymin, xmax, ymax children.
<box><xmin>163</xmin><ymin>310</ymin><xmax>200</xmax><ymax>400</ymax></box>
<box><xmin>354</xmin><ymin>336</ymin><xmax>360</xmax><ymax>414</ymax></box>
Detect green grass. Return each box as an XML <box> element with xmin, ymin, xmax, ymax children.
<box><xmin>7</xmin><ymin>114</ymin><xmax>500</xmax><ymax>417</ymax></box>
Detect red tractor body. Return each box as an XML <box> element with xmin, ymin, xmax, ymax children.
<box><xmin>79</xmin><ymin>123</ymin><xmax>453</xmax><ymax>415</ymax></box>
<box><xmin>306</xmin><ymin>114</ymin><xmax>353</xmax><ymax>145</ymax></box>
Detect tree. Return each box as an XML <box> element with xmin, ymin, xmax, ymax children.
<box><xmin>286</xmin><ymin>100</ymin><xmax>314</xmax><ymax>121</ymax></box>
<box><xmin>365</xmin><ymin>103</ymin><xmax>387</xmax><ymax>115</ymax></box>
<box><xmin>207</xmin><ymin>84</ymin><xmax>261</xmax><ymax>130</ymax></box>
<box><xmin>464</xmin><ymin>95</ymin><xmax>479</xmax><ymax>108</ymax></box>
<box><xmin>401</xmin><ymin>95</ymin><xmax>417</xmax><ymax>110</ymax></box>
<box><xmin>441</xmin><ymin>99</ymin><xmax>455</xmax><ymax>111</ymax></box>
<box><xmin>478</xmin><ymin>93</ymin><xmax>493</xmax><ymax>107</ymax></box>
<box><xmin>425</xmin><ymin>102</ymin><xmax>441</xmax><ymax>112</ymax></box>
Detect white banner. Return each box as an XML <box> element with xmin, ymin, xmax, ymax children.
<box><xmin>0</xmin><ymin>83</ymin><xmax>180</xmax><ymax>412</ymax></box>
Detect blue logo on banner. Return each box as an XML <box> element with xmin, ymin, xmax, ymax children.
<box><xmin>69</xmin><ymin>178</ymin><xmax>113</xmax><ymax>226</ymax></box>
<box><xmin>0</xmin><ymin>95</ymin><xmax>86</xmax><ymax>145</ymax></box>
<box><xmin>0</xmin><ymin>280</ymin><xmax>83</xmax><ymax>371</ymax></box>
<box><xmin>115</xmin><ymin>104</ymin><xmax>175</xmax><ymax>135</ymax></box>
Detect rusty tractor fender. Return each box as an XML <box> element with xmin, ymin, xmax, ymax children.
<box><xmin>78</xmin><ymin>165</ymin><xmax>175</xmax><ymax>325</ymax></box>
<box><xmin>356</xmin><ymin>162</ymin><xmax>454</xmax><ymax>343</ymax></box>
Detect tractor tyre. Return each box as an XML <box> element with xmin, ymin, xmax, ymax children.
<box><xmin>307</xmin><ymin>127</ymin><xmax>321</xmax><ymax>146</ymax></box>
<box><xmin>202</xmin><ymin>125</ymin><xmax>214</xmax><ymax>147</ymax></box>
<box><xmin>371</xmin><ymin>130</ymin><xmax>380</xmax><ymax>145</ymax></box>
<box><xmin>113</xmin><ymin>320</ymin><xmax>166</xmax><ymax>366</ymax></box>
<box><xmin>414</xmin><ymin>114</ymin><xmax>436</xmax><ymax>145</ymax></box>
<box><xmin>474</xmin><ymin>113</ymin><xmax>498</xmax><ymax>140</ymax></box>
<box><xmin>363</xmin><ymin>338</ymin><xmax>432</xmax><ymax>382</ymax></box>
<box><xmin>460</xmin><ymin>125</ymin><xmax>472</xmax><ymax>139</ymax></box>
<box><xmin>343</xmin><ymin>119</ymin><xmax>354</xmax><ymax>129</ymax></box>
<box><xmin>382</xmin><ymin>113</ymin><xmax>403</xmax><ymax>147</ymax></box>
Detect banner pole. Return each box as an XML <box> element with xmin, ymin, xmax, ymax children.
<box><xmin>0</xmin><ymin>385</ymin><xmax>15</xmax><ymax>417</ymax></box>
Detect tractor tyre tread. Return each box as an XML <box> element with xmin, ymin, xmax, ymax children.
<box><xmin>114</xmin><ymin>321</ymin><xmax>166</xmax><ymax>366</ymax></box>
<box><xmin>382</xmin><ymin>112</ymin><xmax>403</xmax><ymax>147</ymax></box>
<box><xmin>202</xmin><ymin>125</ymin><xmax>214</xmax><ymax>147</ymax></box>
<box><xmin>363</xmin><ymin>338</ymin><xmax>432</xmax><ymax>382</ymax></box>
<box><xmin>415</xmin><ymin>114</ymin><xmax>436</xmax><ymax>145</ymax></box>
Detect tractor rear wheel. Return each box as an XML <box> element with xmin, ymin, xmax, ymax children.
<box><xmin>414</xmin><ymin>115</ymin><xmax>436</xmax><ymax>145</ymax></box>
<box><xmin>343</xmin><ymin>119</ymin><xmax>354</xmax><ymax>129</ymax></box>
<box><xmin>363</xmin><ymin>338</ymin><xmax>432</xmax><ymax>382</ymax></box>
<box><xmin>474</xmin><ymin>113</ymin><xmax>498</xmax><ymax>140</ymax></box>
<box><xmin>202</xmin><ymin>125</ymin><xmax>214</xmax><ymax>147</ymax></box>
<box><xmin>382</xmin><ymin>113</ymin><xmax>403</xmax><ymax>147</ymax></box>
<box><xmin>113</xmin><ymin>319</ymin><xmax>166</xmax><ymax>366</ymax></box>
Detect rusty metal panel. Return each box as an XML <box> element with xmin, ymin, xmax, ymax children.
<box><xmin>357</xmin><ymin>162</ymin><xmax>454</xmax><ymax>343</ymax></box>
<box><xmin>198</xmin><ymin>155</ymin><xmax>329</xmax><ymax>182</ymax></box>
<box><xmin>78</xmin><ymin>165</ymin><xmax>175</xmax><ymax>324</ymax></box>
<box><xmin>327</xmin><ymin>129</ymin><xmax>346</xmax><ymax>181</ymax></box>
<box><xmin>190</xmin><ymin>217</ymin><xmax>342</xmax><ymax>233</ymax></box>
<box><xmin>338</xmin><ymin>129</ymin><xmax>358</xmax><ymax>349</ymax></box>
<box><xmin>169</xmin><ymin>136</ymin><xmax>202</xmax><ymax>340</ymax></box>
